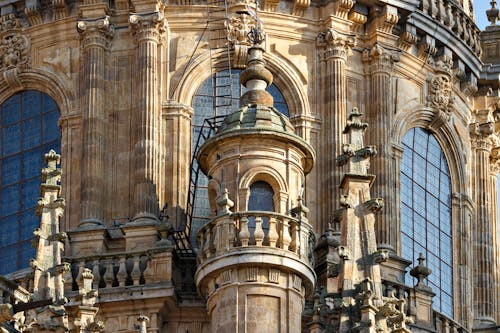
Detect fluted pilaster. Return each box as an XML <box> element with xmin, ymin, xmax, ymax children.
<box><xmin>470</xmin><ymin>122</ymin><xmax>497</xmax><ymax>327</ymax></box>
<box><xmin>129</xmin><ymin>11</ymin><xmax>166</xmax><ymax>224</ymax></box>
<box><xmin>489</xmin><ymin>147</ymin><xmax>500</xmax><ymax>325</ymax></box>
<box><xmin>363</xmin><ymin>44</ymin><xmax>399</xmax><ymax>252</ymax></box>
<box><xmin>77</xmin><ymin>16</ymin><xmax>114</xmax><ymax>228</ymax></box>
<box><xmin>317</xmin><ymin>29</ymin><xmax>354</xmax><ymax>231</ymax></box>
<box><xmin>162</xmin><ymin>101</ymin><xmax>192</xmax><ymax>227</ymax></box>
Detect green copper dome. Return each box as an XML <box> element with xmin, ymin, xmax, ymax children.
<box><xmin>218</xmin><ymin>104</ymin><xmax>295</xmax><ymax>134</ymax></box>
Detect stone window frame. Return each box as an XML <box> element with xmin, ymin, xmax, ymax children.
<box><xmin>393</xmin><ymin>106</ymin><xmax>473</xmax><ymax>323</ymax></box>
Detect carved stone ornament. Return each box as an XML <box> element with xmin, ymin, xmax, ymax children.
<box><xmin>129</xmin><ymin>12</ymin><xmax>167</xmax><ymax>44</ymax></box>
<box><xmin>77</xmin><ymin>16</ymin><xmax>114</xmax><ymax>49</ymax></box>
<box><xmin>227</xmin><ymin>13</ymin><xmax>256</xmax><ymax>68</ymax></box>
<box><xmin>362</xmin><ymin>43</ymin><xmax>400</xmax><ymax>73</ymax></box>
<box><xmin>317</xmin><ymin>29</ymin><xmax>355</xmax><ymax>61</ymax></box>
<box><xmin>427</xmin><ymin>73</ymin><xmax>454</xmax><ymax>114</ymax></box>
<box><xmin>0</xmin><ymin>27</ymin><xmax>30</xmax><ymax>72</ymax></box>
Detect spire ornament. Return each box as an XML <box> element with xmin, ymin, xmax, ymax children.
<box><xmin>487</xmin><ymin>0</ymin><xmax>499</xmax><ymax>26</ymax></box>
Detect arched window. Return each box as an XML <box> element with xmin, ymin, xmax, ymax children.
<box><xmin>0</xmin><ymin>90</ymin><xmax>61</xmax><ymax>275</ymax></box>
<box><xmin>248</xmin><ymin>181</ymin><xmax>274</xmax><ymax>211</ymax></box>
<box><xmin>400</xmin><ymin>127</ymin><xmax>453</xmax><ymax>317</ymax></box>
<box><xmin>190</xmin><ymin>70</ymin><xmax>288</xmax><ymax>237</ymax></box>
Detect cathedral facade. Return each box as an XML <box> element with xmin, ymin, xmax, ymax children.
<box><xmin>0</xmin><ymin>0</ymin><xmax>499</xmax><ymax>332</ymax></box>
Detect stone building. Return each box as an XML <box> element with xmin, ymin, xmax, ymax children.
<box><xmin>0</xmin><ymin>0</ymin><xmax>499</xmax><ymax>331</ymax></box>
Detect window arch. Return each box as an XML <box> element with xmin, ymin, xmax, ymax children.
<box><xmin>400</xmin><ymin>127</ymin><xmax>453</xmax><ymax>317</ymax></box>
<box><xmin>248</xmin><ymin>181</ymin><xmax>274</xmax><ymax>212</ymax></box>
<box><xmin>190</xmin><ymin>70</ymin><xmax>288</xmax><ymax>238</ymax></box>
<box><xmin>0</xmin><ymin>90</ymin><xmax>61</xmax><ymax>274</ymax></box>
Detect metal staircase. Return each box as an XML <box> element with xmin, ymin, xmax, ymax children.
<box><xmin>172</xmin><ymin>0</ymin><xmax>234</xmax><ymax>258</ymax></box>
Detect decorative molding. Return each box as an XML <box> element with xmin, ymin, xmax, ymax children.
<box><xmin>426</xmin><ymin>73</ymin><xmax>454</xmax><ymax>115</ymax></box>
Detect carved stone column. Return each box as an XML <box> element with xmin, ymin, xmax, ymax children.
<box><xmin>162</xmin><ymin>101</ymin><xmax>192</xmax><ymax>227</ymax></box>
<box><xmin>129</xmin><ymin>11</ymin><xmax>166</xmax><ymax>224</ymax></box>
<box><xmin>362</xmin><ymin>43</ymin><xmax>399</xmax><ymax>252</ymax></box>
<box><xmin>317</xmin><ymin>29</ymin><xmax>354</xmax><ymax>231</ymax></box>
<box><xmin>77</xmin><ymin>16</ymin><xmax>114</xmax><ymax>228</ymax></box>
<box><xmin>470</xmin><ymin>121</ymin><xmax>498</xmax><ymax>328</ymax></box>
<box><xmin>489</xmin><ymin>146</ymin><xmax>500</xmax><ymax>325</ymax></box>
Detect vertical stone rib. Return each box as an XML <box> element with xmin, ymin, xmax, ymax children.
<box><xmin>317</xmin><ymin>29</ymin><xmax>354</xmax><ymax>231</ymax></box>
<box><xmin>363</xmin><ymin>44</ymin><xmax>398</xmax><ymax>252</ymax></box>
<box><xmin>77</xmin><ymin>17</ymin><xmax>113</xmax><ymax>227</ymax></box>
<box><xmin>471</xmin><ymin>124</ymin><xmax>497</xmax><ymax>327</ymax></box>
<box><xmin>130</xmin><ymin>12</ymin><xmax>165</xmax><ymax>223</ymax></box>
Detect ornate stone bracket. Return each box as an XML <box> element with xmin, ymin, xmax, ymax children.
<box><xmin>292</xmin><ymin>0</ymin><xmax>310</xmax><ymax>16</ymax></box>
<box><xmin>332</xmin><ymin>0</ymin><xmax>355</xmax><ymax>20</ymax></box>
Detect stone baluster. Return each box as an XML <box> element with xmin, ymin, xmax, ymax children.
<box><xmin>77</xmin><ymin>16</ymin><xmax>114</xmax><ymax>228</ymax></box>
<box><xmin>92</xmin><ymin>259</ymin><xmax>100</xmax><ymax>289</ymax></box>
<box><xmin>363</xmin><ymin>44</ymin><xmax>399</xmax><ymax>253</ymax></box>
<box><xmin>104</xmin><ymin>259</ymin><xmax>114</xmax><ymax>288</ymax></box>
<box><xmin>254</xmin><ymin>216</ymin><xmax>264</xmax><ymax>246</ymax></box>
<box><xmin>470</xmin><ymin>121</ymin><xmax>497</xmax><ymax>327</ymax></box>
<box><xmin>268</xmin><ymin>216</ymin><xmax>278</xmax><ymax>247</ymax></box>
<box><xmin>117</xmin><ymin>257</ymin><xmax>127</xmax><ymax>287</ymax></box>
<box><xmin>317</xmin><ymin>29</ymin><xmax>355</xmax><ymax>231</ymax></box>
<box><xmin>131</xmin><ymin>256</ymin><xmax>141</xmax><ymax>285</ymax></box>
<box><xmin>204</xmin><ymin>226</ymin><xmax>213</xmax><ymax>258</ymax></box>
<box><xmin>281</xmin><ymin>218</ymin><xmax>292</xmax><ymax>250</ymax></box>
<box><xmin>239</xmin><ymin>216</ymin><xmax>250</xmax><ymax>246</ymax></box>
<box><xmin>289</xmin><ymin>220</ymin><xmax>299</xmax><ymax>253</ymax></box>
<box><xmin>129</xmin><ymin>11</ymin><xmax>166</xmax><ymax>224</ymax></box>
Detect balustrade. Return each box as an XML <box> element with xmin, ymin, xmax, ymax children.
<box><xmin>197</xmin><ymin>211</ymin><xmax>315</xmax><ymax>264</ymax></box>
<box><xmin>62</xmin><ymin>249</ymin><xmax>171</xmax><ymax>292</ymax></box>
<box><xmin>420</xmin><ymin>0</ymin><xmax>481</xmax><ymax>56</ymax></box>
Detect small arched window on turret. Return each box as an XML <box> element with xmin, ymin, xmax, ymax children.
<box><xmin>248</xmin><ymin>181</ymin><xmax>275</xmax><ymax>212</ymax></box>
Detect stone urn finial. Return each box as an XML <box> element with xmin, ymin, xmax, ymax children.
<box><xmin>487</xmin><ymin>0</ymin><xmax>500</xmax><ymax>26</ymax></box>
<box><xmin>216</xmin><ymin>189</ymin><xmax>234</xmax><ymax>215</ymax></box>
<box><xmin>410</xmin><ymin>253</ymin><xmax>433</xmax><ymax>292</ymax></box>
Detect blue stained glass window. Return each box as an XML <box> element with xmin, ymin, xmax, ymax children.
<box><xmin>400</xmin><ymin>127</ymin><xmax>453</xmax><ymax>317</ymax></box>
<box><xmin>190</xmin><ymin>70</ymin><xmax>288</xmax><ymax>245</ymax></box>
<box><xmin>0</xmin><ymin>90</ymin><xmax>61</xmax><ymax>275</ymax></box>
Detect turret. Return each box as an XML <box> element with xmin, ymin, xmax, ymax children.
<box><xmin>195</xmin><ymin>26</ymin><xmax>316</xmax><ymax>333</ymax></box>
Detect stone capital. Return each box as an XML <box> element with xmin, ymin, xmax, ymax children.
<box><xmin>362</xmin><ymin>43</ymin><xmax>400</xmax><ymax>74</ymax></box>
<box><xmin>77</xmin><ymin>16</ymin><xmax>114</xmax><ymax>49</ymax></box>
<box><xmin>317</xmin><ymin>29</ymin><xmax>355</xmax><ymax>61</ymax></box>
<box><xmin>470</xmin><ymin>122</ymin><xmax>495</xmax><ymax>151</ymax></box>
<box><xmin>129</xmin><ymin>11</ymin><xmax>167</xmax><ymax>44</ymax></box>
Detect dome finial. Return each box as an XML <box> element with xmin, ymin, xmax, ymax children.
<box><xmin>487</xmin><ymin>0</ymin><xmax>500</xmax><ymax>26</ymax></box>
<box><xmin>239</xmin><ymin>0</ymin><xmax>274</xmax><ymax>107</ymax></box>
